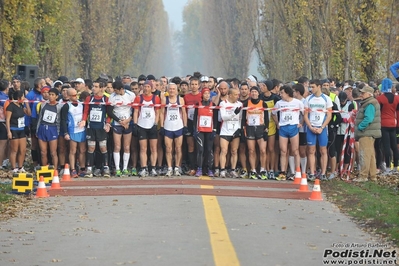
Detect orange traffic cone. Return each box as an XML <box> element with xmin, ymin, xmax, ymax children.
<box><xmin>35</xmin><ymin>176</ymin><xmax>49</xmax><ymax>198</ymax></box>
<box><xmin>62</xmin><ymin>163</ymin><xmax>71</xmax><ymax>181</ymax></box>
<box><xmin>50</xmin><ymin>170</ymin><xmax>62</xmax><ymax>190</ymax></box>
<box><xmin>309</xmin><ymin>179</ymin><xmax>323</xmax><ymax>201</ymax></box>
<box><xmin>293</xmin><ymin>167</ymin><xmax>302</xmax><ymax>184</ymax></box>
<box><xmin>298</xmin><ymin>173</ymin><xmax>309</xmax><ymax>192</ymax></box>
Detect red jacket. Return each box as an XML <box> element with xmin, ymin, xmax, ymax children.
<box><xmin>377</xmin><ymin>93</ymin><xmax>399</xmax><ymax>128</ymax></box>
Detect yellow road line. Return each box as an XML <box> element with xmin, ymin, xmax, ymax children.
<box><xmin>200</xmin><ymin>176</ymin><xmax>240</xmax><ymax>266</ymax></box>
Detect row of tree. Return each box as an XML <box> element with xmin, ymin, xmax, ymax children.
<box><xmin>0</xmin><ymin>0</ymin><xmax>173</xmax><ymax>80</ymax></box>
<box><xmin>180</xmin><ymin>0</ymin><xmax>399</xmax><ymax>81</ymax></box>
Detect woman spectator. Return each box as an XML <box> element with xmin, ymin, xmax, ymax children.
<box><xmin>6</xmin><ymin>90</ymin><xmax>31</xmax><ymax>173</ymax></box>
<box><xmin>377</xmin><ymin>78</ymin><xmax>399</xmax><ymax>173</ymax></box>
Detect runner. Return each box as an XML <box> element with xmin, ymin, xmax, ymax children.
<box><xmin>82</xmin><ymin>78</ymin><xmax>111</xmax><ymax>177</ymax></box>
<box><xmin>304</xmin><ymin>79</ymin><xmax>333</xmax><ymax>181</ymax></box>
<box><xmin>293</xmin><ymin>83</ymin><xmax>308</xmax><ymax>176</ymax></box>
<box><xmin>108</xmin><ymin>80</ymin><xmax>135</xmax><ymax>177</ymax></box>
<box><xmin>183</xmin><ymin>77</ymin><xmax>202</xmax><ymax>175</ymax></box>
<box><xmin>0</xmin><ymin>80</ymin><xmax>9</xmax><ymax>170</ymax></box>
<box><xmin>132</xmin><ymin>80</ymin><xmax>161</xmax><ymax>177</ymax></box>
<box><xmin>241</xmin><ymin>86</ymin><xmax>269</xmax><ymax>180</ymax></box>
<box><xmin>60</xmin><ymin>88</ymin><xmax>87</xmax><ymax>178</ymax></box>
<box><xmin>160</xmin><ymin>83</ymin><xmax>187</xmax><ymax>177</ymax></box>
<box><xmin>272</xmin><ymin>85</ymin><xmax>304</xmax><ymax>180</ymax></box>
<box><xmin>193</xmin><ymin>88</ymin><xmax>218</xmax><ymax>177</ymax></box>
<box><xmin>218</xmin><ymin>87</ymin><xmax>242</xmax><ymax>178</ymax></box>
<box><xmin>238</xmin><ymin>81</ymin><xmax>250</xmax><ymax>178</ymax></box>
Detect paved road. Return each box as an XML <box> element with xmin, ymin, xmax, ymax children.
<box><xmin>0</xmin><ymin>177</ymin><xmax>396</xmax><ymax>266</ymax></box>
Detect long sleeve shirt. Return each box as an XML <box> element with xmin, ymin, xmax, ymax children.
<box><xmin>358</xmin><ymin>104</ymin><xmax>375</xmax><ymax>131</ymax></box>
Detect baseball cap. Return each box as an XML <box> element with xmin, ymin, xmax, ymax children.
<box><xmin>73</xmin><ymin>78</ymin><xmax>85</xmax><ymax>84</ymax></box>
<box><xmin>359</xmin><ymin>86</ymin><xmax>374</xmax><ymax>94</ymax></box>
<box><xmin>200</xmin><ymin>76</ymin><xmax>209</xmax><ymax>82</ymax></box>
<box><xmin>53</xmin><ymin>80</ymin><xmax>63</xmax><ymax>88</ymax></box>
<box><xmin>41</xmin><ymin>86</ymin><xmax>51</xmax><ymax>93</ymax></box>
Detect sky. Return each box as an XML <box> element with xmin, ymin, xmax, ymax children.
<box><xmin>163</xmin><ymin>0</ymin><xmax>188</xmax><ymax>31</ymax></box>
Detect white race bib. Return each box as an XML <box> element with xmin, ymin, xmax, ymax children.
<box><xmin>141</xmin><ymin>108</ymin><xmax>153</xmax><ymax>119</ymax></box>
<box><xmin>43</xmin><ymin>110</ymin><xmax>57</xmax><ymax>123</ymax></box>
<box><xmin>90</xmin><ymin>110</ymin><xmax>102</xmax><ymax>122</ymax></box>
<box><xmin>248</xmin><ymin>114</ymin><xmax>260</xmax><ymax>126</ymax></box>
<box><xmin>199</xmin><ymin>116</ymin><xmax>211</xmax><ymax>128</ymax></box>
<box><xmin>227</xmin><ymin>121</ymin><xmax>238</xmax><ymax>131</ymax></box>
<box><xmin>18</xmin><ymin>117</ymin><xmax>25</xmax><ymax>128</ymax></box>
<box><xmin>310</xmin><ymin>112</ymin><xmax>323</xmax><ymax>125</ymax></box>
<box><xmin>282</xmin><ymin>111</ymin><xmax>294</xmax><ymax>123</ymax></box>
<box><xmin>168</xmin><ymin>108</ymin><xmax>179</xmax><ymax>121</ymax></box>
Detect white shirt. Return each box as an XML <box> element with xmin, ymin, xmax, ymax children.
<box><xmin>219</xmin><ymin>100</ymin><xmax>242</xmax><ymax>136</ymax></box>
<box><xmin>272</xmin><ymin>98</ymin><xmax>304</xmax><ymax>127</ymax></box>
<box><xmin>109</xmin><ymin>90</ymin><xmax>135</xmax><ymax>126</ymax></box>
<box><xmin>305</xmin><ymin>94</ymin><xmax>333</xmax><ymax>127</ymax></box>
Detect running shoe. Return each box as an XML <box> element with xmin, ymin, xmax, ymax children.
<box><xmin>71</xmin><ymin>169</ymin><xmax>78</xmax><ymax>178</ymax></box>
<box><xmin>286</xmin><ymin>173</ymin><xmax>295</xmax><ymax>181</ymax></box>
<box><xmin>208</xmin><ymin>170</ymin><xmax>214</xmax><ymax>177</ymax></box>
<box><xmin>240</xmin><ymin>169</ymin><xmax>248</xmax><ymax>179</ymax></box>
<box><xmin>195</xmin><ymin>168</ymin><xmax>202</xmax><ymax>177</ymax></box>
<box><xmin>12</xmin><ymin>168</ymin><xmax>19</xmax><ymax>173</ymax></box>
<box><xmin>78</xmin><ymin>170</ymin><xmax>86</xmax><ymax>178</ymax></box>
<box><xmin>220</xmin><ymin>170</ymin><xmax>227</xmax><ymax>178</ymax></box>
<box><xmin>307</xmin><ymin>174</ymin><xmax>316</xmax><ymax>182</ymax></box>
<box><xmin>165</xmin><ymin>168</ymin><xmax>173</xmax><ymax>177</ymax></box>
<box><xmin>319</xmin><ymin>174</ymin><xmax>328</xmax><ymax>181</ymax></box>
<box><xmin>214</xmin><ymin>169</ymin><xmax>220</xmax><ymax>177</ymax></box>
<box><xmin>268</xmin><ymin>170</ymin><xmax>275</xmax><ymax>180</ymax></box>
<box><xmin>115</xmin><ymin>169</ymin><xmax>122</xmax><ymax>177</ymax></box>
<box><xmin>230</xmin><ymin>170</ymin><xmax>239</xmax><ymax>178</ymax></box>
<box><xmin>150</xmin><ymin>169</ymin><xmax>158</xmax><ymax>177</ymax></box>
<box><xmin>103</xmin><ymin>167</ymin><xmax>111</xmax><ymax>178</ymax></box>
<box><xmin>260</xmin><ymin>171</ymin><xmax>268</xmax><ymax>180</ymax></box>
<box><xmin>276</xmin><ymin>173</ymin><xmax>286</xmax><ymax>181</ymax></box>
<box><xmin>122</xmin><ymin>169</ymin><xmax>130</xmax><ymax>177</ymax></box>
<box><xmin>84</xmin><ymin>169</ymin><xmax>93</xmax><ymax>178</ymax></box>
<box><xmin>93</xmin><ymin>168</ymin><xmax>101</xmax><ymax>177</ymax></box>
<box><xmin>18</xmin><ymin>167</ymin><xmax>26</xmax><ymax>173</ymax></box>
<box><xmin>188</xmin><ymin>169</ymin><xmax>196</xmax><ymax>176</ymax></box>
<box><xmin>139</xmin><ymin>168</ymin><xmax>148</xmax><ymax>178</ymax></box>
<box><xmin>131</xmin><ymin>167</ymin><xmax>138</xmax><ymax>176</ymax></box>
<box><xmin>250</xmin><ymin>171</ymin><xmax>258</xmax><ymax>180</ymax></box>
<box><xmin>174</xmin><ymin>167</ymin><xmax>181</xmax><ymax>176</ymax></box>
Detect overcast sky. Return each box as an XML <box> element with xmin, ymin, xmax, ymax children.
<box><xmin>163</xmin><ymin>0</ymin><xmax>188</xmax><ymax>31</ymax></box>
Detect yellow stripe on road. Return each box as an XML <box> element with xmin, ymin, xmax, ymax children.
<box><xmin>200</xmin><ymin>176</ymin><xmax>240</xmax><ymax>266</ymax></box>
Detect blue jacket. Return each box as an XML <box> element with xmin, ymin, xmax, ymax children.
<box><xmin>390</xmin><ymin>61</ymin><xmax>399</xmax><ymax>79</ymax></box>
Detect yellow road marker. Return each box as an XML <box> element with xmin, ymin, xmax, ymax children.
<box><xmin>200</xmin><ymin>176</ymin><xmax>240</xmax><ymax>266</ymax></box>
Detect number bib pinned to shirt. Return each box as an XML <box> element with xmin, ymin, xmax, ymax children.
<box><xmin>90</xmin><ymin>110</ymin><xmax>102</xmax><ymax>122</ymax></box>
<box><xmin>18</xmin><ymin>117</ymin><xmax>25</xmax><ymax>128</ymax></box>
<box><xmin>43</xmin><ymin>110</ymin><xmax>57</xmax><ymax>123</ymax></box>
<box><xmin>248</xmin><ymin>114</ymin><xmax>260</xmax><ymax>126</ymax></box>
<box><xmin>199</xmin><ymin>116</ymin><xmax>211</xmax><ymax>127</ymax></box>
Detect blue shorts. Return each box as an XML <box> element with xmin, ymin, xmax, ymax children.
<box><xmin>164</xmin><ymin>128</ymin><xmax>183</xmax><ymax>139</ymax></box>
<box><xmin>37</xmin><ymin>124</ymin><xmax>58</xmax><ymax>142</ymax></box>
<box><xmin>306</xmin><ymin>127</ymin><xmax>328</xmax><ymax>147</ymax></box>
<box><xmin>69</xmin><ymin>131</ymin><xmax>86</xmax><ymax>143</ymax></box>
<box><xmin>279</xmin><ymin>125</ymin><xmax>299</xmax><ymax>139</ymax></box>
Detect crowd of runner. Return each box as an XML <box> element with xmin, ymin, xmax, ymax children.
<box><xmin>1</xmin><ymin>63</ymin><xmax>399</xmax><ymax>182</ymax></box>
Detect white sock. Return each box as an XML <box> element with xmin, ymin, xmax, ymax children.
<box><xmin>300</xmin><ymin>157</ymin><xmax>307</xmax><ymax>174</ymax></box>
<box><xmin>87</xmin><ymin>166</ymin><xmax>92</xmax><ymax>171</ymax></box>
<box><xmin>260</xmin><ymin>167</ymin><xmax>265</xmax><ymax>172</ymax></box>
<box><xmin>123</xmin><ymin>153</ymin><xmax>130</xmax><ymax>170</ymax></box>
<box><xmin>113</xmin><ymin>152</ymin><xmax>120</xmax><ymax>170</ymax></box>
<box><xmin>288</xmin><ymin>156</ymin><xmax>295</xmax><ymax>174</ymax></box>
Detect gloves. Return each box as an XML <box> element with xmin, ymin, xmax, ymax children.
<box><xmin>193</xmin><ymin>129</ymin><xmax>199</xmax><ymax>138</ymax></box>
<box><xmin>234</xmin><ymin>107</ymin><xmax>241</xmax><ymax>115</ymax></box>
<box><xmin>132</xmin><ymin>124</ymin><xmax>139</xmax><ymax>137</ymax></box>
<box><xmin>263</xmin><ymin>131</ymin><xmax>268</xmax><ymax>141</ymax></box>
<box><xmin>159</xmin><ymin>127</ymin><xmax>165</xmax><ymax>136</ymax></box>
<box><xmin>396</xmin><ymin>77</ymin><xmax>399</xmax><ymax>82</ymax></box>
<box><xmin>210</xmin><ymin>129</ymin><xmax>217</xmax><ymax>139</ymax></box>
<box><xmin>183</xmin><ymin>126</ymin><xmax>190</xmax><ymax>136</ymax></box>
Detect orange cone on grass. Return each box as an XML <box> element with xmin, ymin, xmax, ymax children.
<box><xmin>309</xmin><ymin>179</ymin><xmax>323</xmax><ymax>201</ymax></box>
<box><xmin>62</xmin><ymin>163</ymin><xmax>71</xmax><ymax>181</ymax></box>
<box><xmin>293</xmin><ymin>167</ymin><xmax>302</xmax><ymax>184</ymax></box>
<box><xmin>35</xmin><ymin>176</ymin><xmax>49</xmax><ymax>198</ymax></box>
<box><xmin>298</xmin><ymin>173</ymin><xmax>309</xmax><ymax>192</ymax></box>
<box><xmin>50</xmin><ymin>170</ymin><xmax>62</xmax><ymax>190</ymax></box>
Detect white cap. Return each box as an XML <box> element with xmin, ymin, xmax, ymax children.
<box><xmin>74</xmin><ymin>78</ymin><xmax>85</xmax><ymax>84</ymax></box>
<box><xmin>200</xmin><ymin>76</ymin><xmax>209</xmax><ymax>82</ymax></box>
<box><xmin>247</xmin><ymin>75</ymin><xmax>257</xmax><ymax>83</ymax></box>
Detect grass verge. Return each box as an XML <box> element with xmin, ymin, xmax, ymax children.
<box><xmin>322</xmin><ymin>179</ymin><xmax>399</xmax><ymax>247</ymax></box>
<box><xmin>0</xmin><ymin>183</ymin><xmax>14</xmax><ymax>204</ymax></box>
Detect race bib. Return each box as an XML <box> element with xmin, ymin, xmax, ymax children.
<box><xmin>310</xmin><ymin>112</ymin><xmax>323</xmax><ymax>125</ymax></box>
<box><xmin>43</xmin><ymin>110</ymin><xmax>57</xmax><ymax>123</ymax></box>
<box><xmin>227</xmin><ymin>121</ymin><xmax>238</xmax><ymax>131</ymax></box>
<box><xmin>187</xmin><ymin>108</ymin><xmax>194</xmax><ymax>120</ymax></box>
<box><xmin>168</xmin><ymin>108</ymin><xmax>179</xmax><ymax>121</ymax></box>
<box><xmin>18</xmin><ymin>117</ymin><xmax>25</xmax><ymax>128</ymax></box>
<box><xmin>248</xmin><ymin>114</ymin><xmax>260</xmax><ymax>126</ymax></box>
<box><xmin>141</xmin><ymin>108</ymin><xmax>153</xmax><ymax>119</ymax></box>
<box><xmin>282</xmin><ymin>111</ymin><xmax>294</xmax><ymax>123</ymax></box>
<box><xmin>90</xmin><ymin>110</ymin><xmax>102</xmax><ymax>122</ymax></box>
<box><xmin>199</xmin><ymin>116</ymin><xmax>211</xmax><ymax>128</ymax></box>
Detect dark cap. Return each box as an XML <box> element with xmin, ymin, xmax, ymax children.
<box><xmin>265</xmin><ymin>80</ymin><xmax>273</xmax><ymax>91</ymax></box>
<box><xmin>180</xmin><ymin>81</ymin><xmax>188</xmax><ymax>86</ymax></box>
<box><xmin>338</xmin><ymin>91</ymin><xmax>347</xmax><ymax>102</ymax></box>
<box><xmin>12</xmin><ymin>75</ymin><xmax>22</xmax><ymax>81</ymax></box>
<box><xmin>138</xmin><ymin>74</ymin><xmax>147</xmax><ymax>82</ymax></box>
<box><xmin>147</xmin><ymin>74</ymin><xmax>156</xmax><ymax>81</ymax></box>
<box><xmin>250</xmin><ymin>86</ymin><xmax>260</xmax><ymax>93</ymax></box>
<box><xmin>58</xmin><ymin>76</ymin><xmax>69</xmax><ymax>83</ymax></box>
